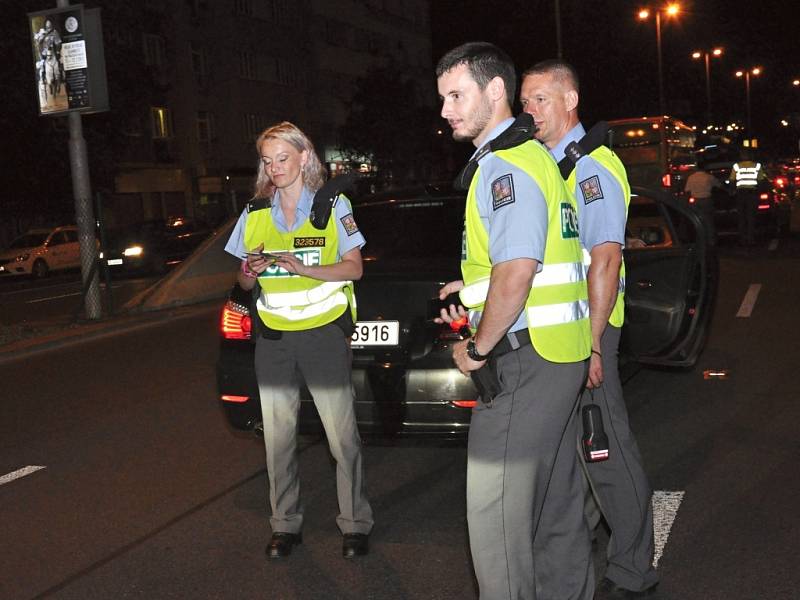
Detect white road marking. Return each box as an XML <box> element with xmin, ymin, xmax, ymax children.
<box><xmin>652</xmin><ymin>490</ymin><xmax>684</xmax><ymax>567</ymax></box>
<box><xmin>0</xmin><ymin>465</ymin><xmax>46</xmax><ymax>486</ymax></box>
<box><xmin>736</xmin><ymin>283</ymin><xmax>762</xmax><ymax>318</ymax></box>
<box><xmin>768</xmin><ymin>239</ymin><xmax>779</xmax><ymax>251</ymax></box>
<box><xmin>27</xmin><ymin>291</ymin><xmax>82</xmax><ymax>303</ymax></box>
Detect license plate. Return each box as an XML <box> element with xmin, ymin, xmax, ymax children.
<box><xmin>351</xmin><ymin>321</ymin><xmax>399</xmax><ymax>346</ymax></box>
<box><xmin>107</xmin><ymin>259</ymin><xmax>123</xmax><ymax>266</ymax></box>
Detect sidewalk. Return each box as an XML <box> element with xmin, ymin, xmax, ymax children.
<box><xmin>0</xmin><ymin>300</ymin><xmax>221</xmax><ymax>365</ymax></box>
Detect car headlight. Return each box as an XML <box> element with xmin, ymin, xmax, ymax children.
<box><xmin>123</xmin><ymin>245</ymin><xmax>144</xmax><ymax>257</ymax></box>
<box><xmin>15</xmin><ymin>253</ymin><xmax>30</xmax><ymax>262</ymax></box>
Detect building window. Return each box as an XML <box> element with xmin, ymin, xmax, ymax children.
<box><xmin>151</xmin><ymin>106</ymin><xmax>173</xmax><ymax>139</ymax></box>
<box><xmin>197</xmin><ymin>111</ymin><xmax>215</xmax><ymax>142</ymax></box>
<box><xmin>238</xmin><ymin>50</ymin><xmax>257</xmax><ymax>80</ymax></box>
<box><xmin>243</xmin><ymin>113</ymin><xmax>273</xmax><ymax>142</ymax></box>
<box><xmin>143</xmin><ymin>34</ymin><xmax>165</xmax><ymax>67</ymax></box>
<box><xmin>191</xmin><ymin>44</ymin><xmax>207</xmax><ymax>87</ymax></box>
<box><xmin>234</xmin><ymin>0</ymin><xmax>253</xmax><ymax>16</ymax></box>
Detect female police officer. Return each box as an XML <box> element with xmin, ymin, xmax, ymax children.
<box><xmin>224</xmin><ymin>122</ymin><xmax>373</xmax><ymax>559</ymax></box>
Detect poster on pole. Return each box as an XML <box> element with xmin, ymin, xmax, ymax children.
<box><xmin>28</xmin><ymin>5</ymin><xmax>108</xmax><ymax>116</ymax></box>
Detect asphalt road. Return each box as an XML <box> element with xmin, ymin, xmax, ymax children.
<box><xmin>1</xmin><ymin>236</ymin><xmax>798</xmax><ymax>600</ymax></box>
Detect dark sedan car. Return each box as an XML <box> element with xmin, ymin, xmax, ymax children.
<box><xmin>101</xmin><ymin>217</ymin><xmax>212</xmax><ymax>275</ymax></box>
<box><xmin>216</xmin><ymin>185</ymin><xmax>717</xmax><ymax>437</ymax></box>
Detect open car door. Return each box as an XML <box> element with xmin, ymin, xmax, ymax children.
<box><xmin>621</xmin><ymin>186</ymin><xmax>718</xmax><ymax>367</ymax></box>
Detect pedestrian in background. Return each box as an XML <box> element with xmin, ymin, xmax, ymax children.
<box><xmin>684</xmin><ymin>161</ymin><xmax>724</xmax><ymax>245</ymax></box>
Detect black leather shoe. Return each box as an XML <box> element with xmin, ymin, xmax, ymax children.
<box><xmin>266</xmin><ymin>532</ymin><xmax>302</xmax><ymax>559</ymax></box>
<box><xmin>342</xmin><ymin>533</ymin><xmax>369</xmax><ymax>558</ymax></box>
<box><xmin>595</xmin><ymin>578</ymin><xmax>658</xmax><ymax>599</ymax></box>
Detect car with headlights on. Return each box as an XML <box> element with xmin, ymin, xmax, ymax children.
<box><xmin>102</xmin><ymin>217</ymin><xmax>212</xmax><ymax>276</ymax></box>
<box><xmin>216</xmin><ymin>184</ymin><xmax>717</xmax><ymax>438</ymax></box>
<box><xmin>0</xmin><ymin>225</ymin><xmax>80</xmax><ymax>278</ymax></box>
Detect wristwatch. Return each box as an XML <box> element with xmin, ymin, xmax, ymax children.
<box><xmin>466</xmin><ymin>338</ymin><xmax>490</xmax><ymax>361</ymax></box>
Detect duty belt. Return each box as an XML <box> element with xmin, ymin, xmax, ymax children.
<box><xmin>492</xmin><ymin>329</ymin><xmax>531</xmax><ymax>357</ymax></box>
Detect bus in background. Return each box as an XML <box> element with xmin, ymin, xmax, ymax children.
<box><xmin>607</xmin><ymin>117</ymin><xmax>696</xmax><ymax>196</ymax></box>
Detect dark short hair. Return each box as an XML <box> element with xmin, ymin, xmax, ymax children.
<box><xmin>435</xmin><ymin>42</ymin><xmax>517</xmax><ymax>106</ymax></box>
<box><xmin>522</xmin><ymin>59</ymin><xmax>580</xmax><ymax>93</ymax></box>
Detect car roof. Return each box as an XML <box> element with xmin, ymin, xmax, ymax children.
<box><xmin>355</xmin><ymin>184</ymin><xmax>464</xmax><ymax>207</ymax></box>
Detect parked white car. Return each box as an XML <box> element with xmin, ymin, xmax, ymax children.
<box><xmin>0</xmin><ymin>226</ymin><xmax>81</xmax><ymax>277</ymax></box>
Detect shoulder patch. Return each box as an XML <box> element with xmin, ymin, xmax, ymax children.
<box><xmin>246</xmin><ymin>197</ymin><xmax>271</xmax><ymax>212</ymax></box>
<box><xmin>579</xmin><ymin>175</ymin><xmax>604</xmax><ymax>205</ymax></box>
<box><xmin>340</xmin><ymin>213</ymin><xmax>359</xmax><ymax>236</ymax></box>
<box><xmin>491</xmin><ymin>174</ymin><xmax>515</xmax><ymax>211</ymax></box>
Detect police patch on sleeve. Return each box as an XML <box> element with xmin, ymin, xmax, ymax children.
<box><xmin>340</xmin><ymin>213</ymin><xmax>359</xmax><ymax>236</ymax></box>
<box><xmin>491</xmin><ymin>174</ymin><xmax>515</xmax><ymax>211</ymax></box>
<box><xmin>579</xmin><ymin>175</ymin><xmax>604</xmax><ymax>204</ymax></box>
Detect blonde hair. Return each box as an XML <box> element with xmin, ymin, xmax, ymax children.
<box><xmin>253</xmin><ymin>121</ymin><xmax>326</xmax><ymax>198</ymax></box>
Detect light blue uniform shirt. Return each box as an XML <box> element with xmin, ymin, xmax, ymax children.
<box><xmin>224</xmin><ymin>186</ymin><xmax>366</xmax><ymax>259</ymax></box>
<box><xmin>470</xmin><ymin>118</ymin><xmax>549</xmax><ymax>333</ymax></box>
<box><xmin>549</xmin><ymin>123</ymin><xmax>627</xmax><ymax>251</ymax></box>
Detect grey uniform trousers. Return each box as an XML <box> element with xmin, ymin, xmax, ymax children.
<box><xmin>254</xmin><ymin>322</ymin><xmax>373</xmax><ymax>535</ymax></box>
<box><xmin>467</xmin><ymin>341</ymin><xmax>593</xmax><ymax>600</ymax></box>
<box><xmin>580</xmin><ymin>325</ymin><xmax>658</xmax><ymax>591</ymax></box>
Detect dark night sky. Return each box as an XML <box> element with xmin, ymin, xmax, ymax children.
<box><xmin>429</xmin><ymin>0</ymin><xmax>800</xmax><ymax>154</ymax></box>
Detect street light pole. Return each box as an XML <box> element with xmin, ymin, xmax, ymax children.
<box><xmin>656</xmin><ymin>10</ymin><xmax>664</xmax><ymax>115</ymax></box>
<box><xmin>703</xmin><ymin>52</ymin><xmax>711</xmax><ymax>123</ymax></box>
<box><xmin>744</xmin><ymin>71</ymin><xmax>751</xmax><ymax>132</ymax></box>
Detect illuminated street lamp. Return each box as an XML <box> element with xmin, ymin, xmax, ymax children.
<box><xmin>638</xmin><ymin>4</ymin><xmax>681</xmax><ymax>116</ymax></box>
<box><xmin>793</xmin><ymin>79</ymin><xmax>800</xmax><ymax>87</ymax></box>
<box><xmin>691</xmin><ymin>47</ymin><xmax>723</xmax><ymax>125</ymax></box>
<box><xmin>735</xmin><ymin>67</ymin><xmax>762</xmax><ymax>133</ymax></box>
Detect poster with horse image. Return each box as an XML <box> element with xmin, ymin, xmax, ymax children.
<box><xmin>29</xmin><ymin>5</ymin><xmax>90</xmax><ymax>115</ymax></box>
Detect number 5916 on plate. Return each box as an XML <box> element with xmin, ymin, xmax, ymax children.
<box><xmin>351</xmin><ymin>320</ymin><xmax>399</xmax><ymax>346</ymax></box>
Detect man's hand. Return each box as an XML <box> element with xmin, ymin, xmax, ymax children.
<box><xmin>451</xmin><ymin>338</ymin><xmax>486</xmax><ymax>375</ymax></box>
<box><xmin>434</xmin><ymin>280</ymin><xmax>467</xmax><ymax>326</ymax></box>
<box><xmin>586</xmin><ymin>352</ymin><xmax>604</xmax><ymax>389</ymax></box>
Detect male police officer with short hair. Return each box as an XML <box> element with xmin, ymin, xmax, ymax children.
<box><xmin>436</xmin><ymin>43</ymin><xmax>593</xmax><ymax>600</ymax></box>
<box><xmin>520</xmin><ymin>60</ymin><xmax>659</xmax><ymax>599</ymax></box>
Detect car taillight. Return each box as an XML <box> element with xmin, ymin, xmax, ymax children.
<box><xmin>451</xmin><ymin>400</ymin><xmax>477</xmax><ymax>408</ymax></box>
<box><xmin>759</xmin><ymin>193</ymin><xmax>769</xmax><ymax>200</ymax></box>
<box><xmin>221</xmin><ymin>300</ymin><xmax>251</xmax><ymax>340</ymax></box>
<box><xmin>757</xmin><ymin>203</ymin><xmax>771</xmax><ymax>211</ymax></box>
<box><xmin>775</xmin><ymin>177</ymin><xmax>787</xmax><ymax>188</ymax></box>
<box><xmin>661</xmin><ymin>173</ymin><xmax>671</xmax><ymax>188</ymax></box>
<box><xmin>221</xmin><ymin>395</ymin><xmax>250</xmax><ymax>403</ymax></box>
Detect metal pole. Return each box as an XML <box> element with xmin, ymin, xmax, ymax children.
<box><xmin>704</xmin><ymin>52</ymin><xmax>712</xmax><ymax>125</ymax></box>
<box><xmin>59</xmin><ymin>0</ymin><xmax>101</xmax><ymax>319</ymax></box>
<box><xmin>554</xmin><ymin>0</ymin><xmax>563</xmax><ymax>59</ymax></box>
<box><xmin>745</xmin><ymin>71</ymin><xmax>752</xmax><ymax>133</ymax></box>
<box><xmin>656</xmin><ymin>11</ymin><xmax>665</xmax><ymax>116</ymax></box>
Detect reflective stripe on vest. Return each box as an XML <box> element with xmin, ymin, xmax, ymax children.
<box><xmin>262</xmin><ymin>280</ymin><xmax>350</xmax><ymax>308</ymax></box>
<box><xmin>257</xmin><ymin>289</ymin><xmax>350</xmax><ymax>321</ymax></box>
<box><xmin>528</xmin><ymin>298</ymin><xmax>589</xmax><ymax>328</ymax></box>
<box><xmin>461</xmin><ymin>260</ymin><xmax>585</xmax><ymax>307</ymax></box>
<box><xmin>734</xmin><ymin>163</ymin><xmax>761</xmax><ymax>187</ymax></box>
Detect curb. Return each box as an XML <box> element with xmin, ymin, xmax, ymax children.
<box><xmin>0</xmin><ymin>301</ymin><xmax>221</xmax><ymax>365</ymax></box>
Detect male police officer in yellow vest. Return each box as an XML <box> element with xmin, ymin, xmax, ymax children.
<box><xmin>729</xmin><ymin>153</ymin><xmax>768</xmax><ymax>245</ymax></box>
<box><xmin>436</xmin><ymin>43</ymin><xmax>593</xmax><ymax>600</ymax></box>
<box><xmin>521</xmin><ymin>60</ymin><xmax>659</xmax><ymax>599</ymax></box>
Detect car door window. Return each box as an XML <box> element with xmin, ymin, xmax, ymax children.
<box><xmin>48</xmin><ymin>231</ymin><xmax>69</xmax><ymax>246</ymax></box>
<box><xmin>64</xmin><ymin>230</ymin><xmax>79</xmax><ymax>243</ymax></box>
<box><xmin>622</xmin><ymin>187</ymin><xmax>716</xmax><ymax>366</ymax></box>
